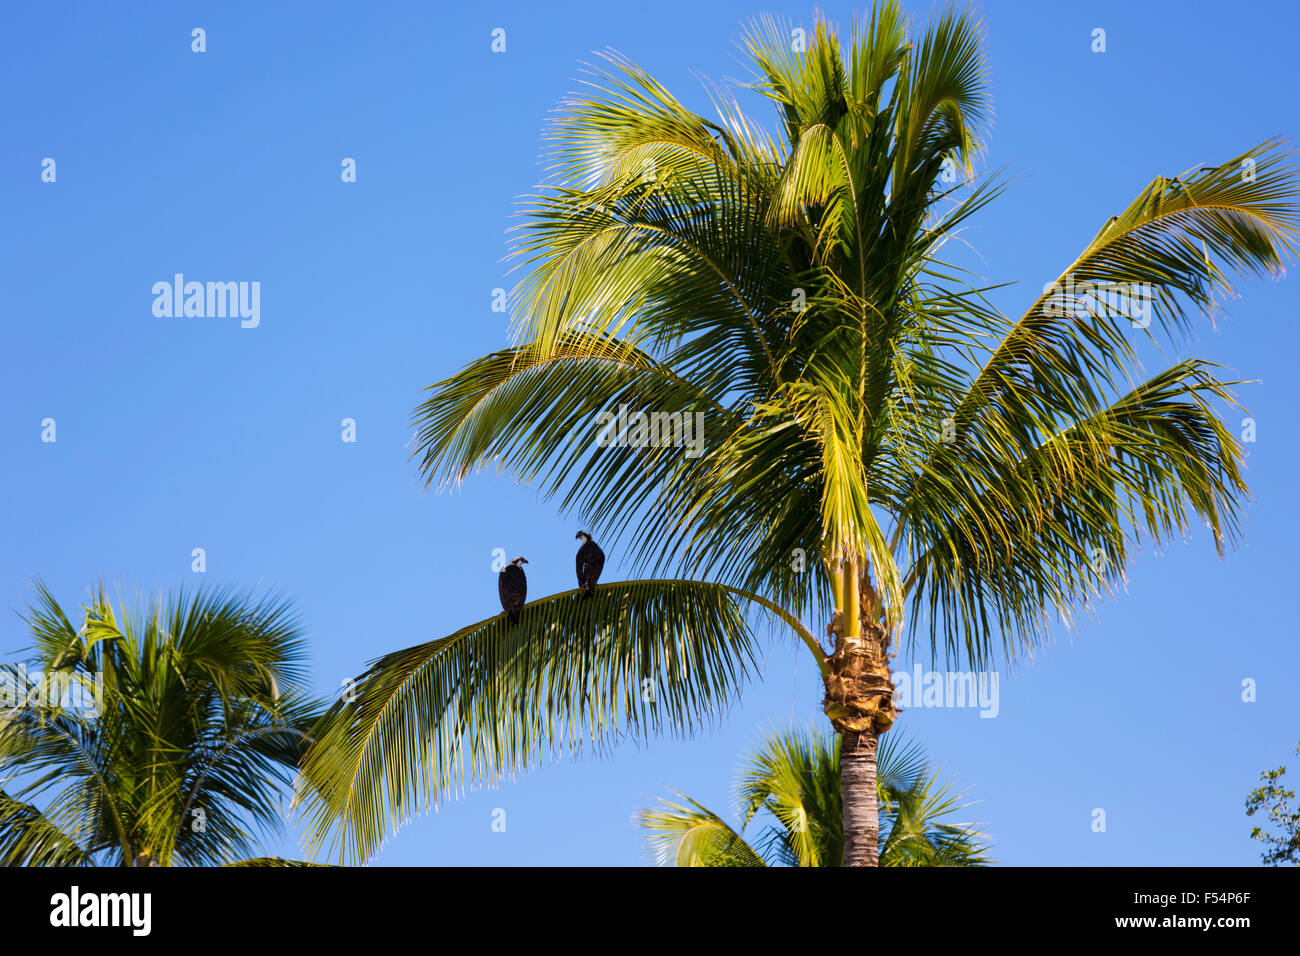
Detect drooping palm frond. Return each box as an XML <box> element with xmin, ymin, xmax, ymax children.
<box><xmin>0</xmin><ymin>791</ymin><xmax>91</xmax><ymax>867</ymax></box>
<box><xmin>296</xmin><ymin>580</ymin><xmax>811</xmax><ymax>864</ymax></box>
<box><xmin>947</xmin><ymin>144</ymin><xmax>1297</xmax><ymax>453</ymax></box>
<box><xmin>900</xmin><ymin>358</ymin><xmax>1250</xmax><ymax>666</ymax></box>
<box><xmin>0</xmin><ymin>697</ymin><xmax>127</xmax><ymax>866</ymax></box>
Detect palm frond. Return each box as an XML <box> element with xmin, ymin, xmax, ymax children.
<box><xmin>636</xmin><ymin>791</ymin><xmax>767</xmax><ymax>866</ymax></box>
<box><xmin>0</xmin><ymin>791</ymin><xmax>91</xmax><ymax>867</ymax></box>
<box><xmin>903</xmin><ymin>359</ymin><xmax>1248</xmax><ymax>665</ymax></box>
<box><xmin>222</xmin><ymin>856</ymin><xmax>336</xmax><ymax>867</ymax></box>
<box><xmin>296</xmin><ymin>580</ymin><xmax>782</xmax><ymax>864</ymax></box>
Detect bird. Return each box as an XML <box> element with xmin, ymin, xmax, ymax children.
<box><xmin>498</xmin><ymin>557</ymin><xmax>528</xmax><ymax>624</ymax></box>
<box><xmin>575</xmin><ymin>531</ymin><xmax>605</xmax><ymax>598</ymax></box>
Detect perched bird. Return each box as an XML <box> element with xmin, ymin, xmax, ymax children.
<box><xmin>575</xmin><ymin>531</ymin><xmax>605</xmax><ymax>598</ymax></box>
<box><xmin>498</xmin><ymin>557</ymin><xmax>528</xmax><ymax>624</ymax></box>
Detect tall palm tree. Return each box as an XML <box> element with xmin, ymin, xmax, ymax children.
<box><xmin>638</xmin><ymin>727</ymin><xmax>989</xmax><ymax>866</ymax></box>
<box><xmin>298</xmin><ymin>3</ymin><xmax>1297</xmax><ymax>865</ymax></box>
<box><xmin>0</xmin><ymin>580</ymin><xmax>321</xmax><ymax>866</ymax></box>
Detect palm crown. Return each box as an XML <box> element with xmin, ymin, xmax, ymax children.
<box><xmin>0</xmin><ymin>582</ymin><xmax>320</xmax><ymax>867</ymax></box>
<box><xmin>639</xmin><ymin>727</ymin><xmax>990</xmax><ymax>866</ymax></box>
<box><xmin>299</xmin><ymin>3</ymin><xmax>1297</xmax><ymax>864</ymax></box>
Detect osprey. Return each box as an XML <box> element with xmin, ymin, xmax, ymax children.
<box><xmin>499</xmin><ymin>557</ymin><xmax>528</xmax><ymax>624</ymax></box>
<box><xmin>575</xmin><ymin>531</ymin><xmax>605</xmax><ymax>598</ymax></box>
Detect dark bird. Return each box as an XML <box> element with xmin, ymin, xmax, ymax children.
<box><xmin>575</xmin><ymin>531</ymin><xmax>605</xmax><ymax>598</ymax></box>
<box><xmin>498</xmin><ymin>556</ymin><xmax>528</xmax><ymax>624</ymax></box>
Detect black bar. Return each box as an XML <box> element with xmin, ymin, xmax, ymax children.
<box><xmin>0</xmin><ymin>866</ymin><xmax>1286</xmax><ymax>942</ymax></box>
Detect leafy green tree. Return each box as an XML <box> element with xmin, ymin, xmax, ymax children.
<box><xmin>298</xmin><ymin>3</ymin><xmax>1297</xmax><ymax>865</ymax></box>
<box><xmin>0</xmin><ymin>581</ymin><xmax>321</xmax><ymax>866</ymax></box>
<box><xmin>1246</xmin><ymin>743</ymin><xmax>1299</xmax><ymax>866</ymax></box>
<box><xmin>638</xmin><ymin>727</ymin><xmax>989</xmax><ymax>866</ymax></box>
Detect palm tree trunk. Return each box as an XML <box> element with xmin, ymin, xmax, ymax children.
<box><xmin>823</xmin><ymin>563</ymin><xmax>897</xmax><ymax>867</ymax></box>
<box><xmin>841</xmin><ymin>729</ymin><xmax>880</xmax><ymax>866</ymax></box>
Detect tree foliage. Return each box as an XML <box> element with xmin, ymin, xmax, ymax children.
<box><xmin>301</xmin><ymin>2</ymin><xmax>1297</xmax><ymax>862</ymax></box>
<box><xmin>1246</xmin><ymin>743</ymin><xmax>1299</xmax><ymax>866</ymax></box>
<box><xmin>0</xmin><ymin>580</ymin><xmax>321</xmax><ymax>867</ymax></box>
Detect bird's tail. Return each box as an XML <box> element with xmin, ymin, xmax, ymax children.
<box><xmin>508</xmin><ymin>610</ymin><xmax>520</xmax><ymax>624</ymax></box>
<box><xmin>581</xmin><ymin>587</ymin><xmax>594</xmax><ymax>599</ymax></box>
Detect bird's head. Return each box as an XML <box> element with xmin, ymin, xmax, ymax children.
<box><xmin>575</xmin><ymin>531</ymin><xmax>591</xmax><ymax>543</ymax></box>
<box><xmin>511</xmin><ymin>556</ymin><xmax>528</xmax><ymax>566</ymax></box>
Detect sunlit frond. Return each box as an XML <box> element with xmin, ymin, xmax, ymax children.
<box><xmin>297</xmin><ymin>580</ymin><xmax>803</xmax><ymax>864</ymax></box>
<box><xmin>636</xmin><ymin>791</ymin><xmax>767</xmax><ymax>867</ymax></box>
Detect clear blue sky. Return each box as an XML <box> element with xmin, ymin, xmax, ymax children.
<box><xmin>2</xmin><ymin>0</ymin><xmax>1296</xmax><ymax>865</ymax></box>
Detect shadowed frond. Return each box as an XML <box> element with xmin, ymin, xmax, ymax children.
<box><xmin>222</xmin><ymin>856</ymin><xmax>336</xmax><ymax>867</ymax></box>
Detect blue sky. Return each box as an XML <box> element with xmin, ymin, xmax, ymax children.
<box><xmin>2</xmin><ymin>0</ymin><xmax>1297</xmax><ymax>865</ymax></box>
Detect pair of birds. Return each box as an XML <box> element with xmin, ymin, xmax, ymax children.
<box><xmin>498</xmin><ymin>531</ymin><xmax>605</xmax><ymax>624</ymax></box>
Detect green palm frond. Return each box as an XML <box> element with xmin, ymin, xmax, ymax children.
<box><xmin>297</xmin><ymin>580</ymin><xmax>810</xmax><ymax>864</ymax></box>
<box><xmin>952</xmin><ymin>142</ymin><xmax>1296</xmax><ymax>448</ymax></box>
<box><xmin>891</xmin><ymin>4</ymin><xmax>990</xmax><ymax>184</ymax></box>
<box><xmin>903</xmin><ymin>358</ymin><xmax>1249</xmax><ymax>666</ymax></box>
<box><xmin>879</xmin><ymin>765</ymin><xmax>990</xmax><ymax>866</ymax></box>
<box><xmin>0</xmin><ymin>791</ymin><xmax>91</xmax><ymax>867</ymax></box>
<box><xmin>875</xmin><ymin>731</ymin><xmax>929</xmax><ymax>793</ymax></box>
<box><xmin>737</xmin><ymin>725</ymin><xmax>840</xmax><ymax>867</ymax></box>
<box><xmin>410</xmin><ymin>331</ymin><xmax>735</xmax><ymax>555</ymax></box>
<box><xmin>636</xmin><ymin>790</ymin><xmax>767</xmax><ymax>867</ymax></box>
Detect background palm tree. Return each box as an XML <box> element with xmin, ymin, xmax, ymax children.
<box><xmin>0</xmin><ymin>580</ymin><xmax>321</xmax><ymax>866</ymax></box>
<box><xmin>298</xmin><ymin>2</ymin><xmax>1297</xmax><ymax>864</ymax></box>
<box><xmin>638</xmin><ymin>727</ymin><xmax>989</xmax><ymax>866</ymax></box>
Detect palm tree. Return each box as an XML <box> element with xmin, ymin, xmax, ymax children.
<box><xmin>638</xmin><ymin>727</ymin><xmax>989</xmax><ymax>866</ymax></box>
<box><xmin>0</xmin><ymin>580</ymin><xmax>322</xmax><ymax>866</ymax></box>
<box><xmin>298</xmin><ymin>3</ymin><xmax>1298</xmax><ymax>865</ymax></box>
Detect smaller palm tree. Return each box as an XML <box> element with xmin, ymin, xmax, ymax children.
<box><xmin>0</xmin><ymin>580</ymin><xmax>322</xmax><ymax>866</ymax></box>
<box><xmin>637</xmin><ymin>727</ymin><xmax>989</xmax><ymax>866</ymax></box>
